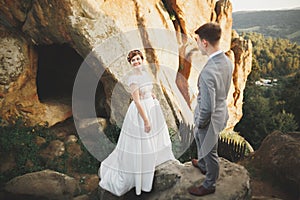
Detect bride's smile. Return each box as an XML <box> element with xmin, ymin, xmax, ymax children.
<box><xmin>130</xmin><ymin>55</ymin><xmax>143</xmax><ymax>68</ymax></box>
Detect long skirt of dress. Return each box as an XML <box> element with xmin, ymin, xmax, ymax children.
<box><xmin>99</xmin><ymin>97</ymin><xmax>175</xmax><ymax>196</ymax></box>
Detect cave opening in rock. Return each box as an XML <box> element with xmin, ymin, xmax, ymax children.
<box><xmin>36</xmin><ymin>44</ymin><xmax>83</xmax><ymax>104</ymax></box>
<box><xmin>36</xmin><ymin>44</ymin><xmax>109</xmax><ymax>119</ymax></box>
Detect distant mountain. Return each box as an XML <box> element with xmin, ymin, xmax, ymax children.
<box><xmin>232</xmin><ymin>9</ymin><xmax>300</xmax><ymax>44</ymax></box>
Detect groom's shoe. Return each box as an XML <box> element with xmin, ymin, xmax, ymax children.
<box><xmin>191</xmin><ymin>159</ymin><xmax>206</xmax><ymax>175</ymax></box>
<box><xmin>188</xmin><ymin>185</ymin><xmax>215</xmax><ymax>196</ymax></box>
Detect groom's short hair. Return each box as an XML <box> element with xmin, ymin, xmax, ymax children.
<box><xmin>195</xmin><ymin>22</ymin><xmax>221</xmax><ymax>46</ymax></box>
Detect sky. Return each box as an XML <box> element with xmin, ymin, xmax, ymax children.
<box><xmin>230</xmin><ymin>0</ymin><xmax>300</xmax><ymax>12</ymax></box>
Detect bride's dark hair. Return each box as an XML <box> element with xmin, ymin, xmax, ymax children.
<box><xmin>127</xmin><ymin>49</ymin><xmax>144</xmax><ymax>63</ymax></box>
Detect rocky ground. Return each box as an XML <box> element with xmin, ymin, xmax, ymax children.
<box><xmin>1</xmin><ymin>119</ymin><xmax>299</xmax><ymax>200</ymax></box>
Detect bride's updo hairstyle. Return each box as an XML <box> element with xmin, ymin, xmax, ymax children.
<box><xmin>127</xmin><ymin>49</ymin><xmax>144</xmax><ymax>63</ymax></box>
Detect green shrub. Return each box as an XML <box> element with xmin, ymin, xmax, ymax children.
<box><xmin>0</xmin><ymin>118</ymin><xmax>100</xmax><ymax>187</ymax></box>
<box><xmin>0</xmin><ymin>118</ymin><xmax>47</xmax><ymax>186</ymax></box>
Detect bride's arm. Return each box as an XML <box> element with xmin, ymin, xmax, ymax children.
<box><xmin>130</xmin><ymin>84</ymin><xmax>151</xmax><ymax>133</ymax></box>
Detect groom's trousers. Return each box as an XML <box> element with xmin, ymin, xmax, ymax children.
<box><xmin>194</xmin><ymin>127</ymin><xmax>219</xmax><ymax>189</ymax></box>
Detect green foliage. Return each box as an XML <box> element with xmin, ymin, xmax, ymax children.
<box><xmin>71</xmin><ymin>140</ymin><xmax>99</xmax><ymax>174</ymax></box>
<box><xmin>103</xmin><ymin>123</ymin><xmax>121</xmax><ymax>144</ymax></box>
<box><xmin>173</xmin><ymin>127</ymin><xmax>252</xmax><ymax>163</ymax></box>
<box><xmin>0</xmin><ymin>119</ymin><xmax>47</xmax><ymax>185</ymax></box>
<box><xmin>177</xmin><ymin>140</ymin><xmax>197</xmax><ymax>163</ymax></box>
<box><xmin>272</xmin><ymin>111</ymin><xmax>298</xmax><ymax>133</ymax></box>
<box><xmin>219</xmin><ymin>130</ymin><xmax>254</xmax><ymax>155</ymax></box>
<box><xmin>235</xmin><ymin>80</ymin><xmax>298</xmax><ymax>149</ymax></box>
<box><xmin>0</xmin><ymin>118</ymin><xmax>100</xmax><ymax>187</ymax></box>
<box><xmin>235</xmin><ymin>86</ymin><xmax>271</xmax><ymax>149</ymax></box>
<box><xmin>280</xmin><ymin>71</ymin><xmax>300</xmax><ymax>126</ymax></box>
<box><xmin>242</xmin><ymin>32</ymin><xmax>300</xmax><ymax>79</ymax></box>
<box><xmin>234</xmin><ymin>33</ymin><xmax>299</xmax><ymax>149</ymax></box>
<box><xmin>218</xmin><ymin>131</ymin><xmax>252</xmax><ymax>162</ymax></box>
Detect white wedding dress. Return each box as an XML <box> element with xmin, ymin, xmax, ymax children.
<box><xmin>99</xmin><ymin>70</ymin><xmax>175</xmax><ymax>196</ymax></box>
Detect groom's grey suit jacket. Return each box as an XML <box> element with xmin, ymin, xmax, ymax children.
<box><xmin>194</xmin><ymin>52</ymin><xmax>233</xmax><ymax>136</ymax></box>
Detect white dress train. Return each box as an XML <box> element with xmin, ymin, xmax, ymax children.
<box><xmin>99</xmin><ymin>70</ymin><xmax>175</xmax><ymax>196</ymax></box>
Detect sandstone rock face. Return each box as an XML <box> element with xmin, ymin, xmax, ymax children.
<box><xmin>0</xmin><ymin>26</ymin><xmax>39</xmax><ymax>125</ymax></box>
<box><xmin>0</xmin><ymin>0</ymin><xmax>252</xmax><ymax>131</ymax></box>
<box><xmin>4</xmin><ymin>169</ymin><xmax>80</xmax><ymax>199</ymax></box>
<box><xmin>215</xmin><ymin>0</ymin><xmax>233</xmax><ymax>51</ymax></box>
<box><xmin>249</xmin><ymin>131</ymin><xmax>300</xmax><ymax>196</ymax></box>
<box><xmin>227</xmin><ymin>31</ymin><xmax>253</xmax><ymax>130</ymax></box>
<box><xmin>0</xmin><ymin>26</ymin><xmax>72</xmax><ymax>126</ymax></box>
<box><xmin>99</xmin><ymin>158</ymin><xmax>251</xmax><ymax>200</ymax></box>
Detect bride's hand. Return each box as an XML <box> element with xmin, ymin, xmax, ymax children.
<box><xmin>144</xmin><ymin>120</ymin><xmax>151</xmax><ymax>133</ymax></box>
<box><xmin>151</xmin><ymin>93</ymin><xmax>156</xmax><ymax>99</ymax></box>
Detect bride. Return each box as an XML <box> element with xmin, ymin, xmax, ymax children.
<box><xmin>98</xmin><ymin>49</ymin><xmax>175</xmax><ymax>196</ymax></box>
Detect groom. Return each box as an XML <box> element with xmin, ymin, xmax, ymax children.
<box><xmin>188</xmin><ymin>22</ymin><xmax>233</xmax><ymax>196</ymax></box>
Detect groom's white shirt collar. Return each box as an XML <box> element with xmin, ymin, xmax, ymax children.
<box><xmin>209</xmin><ymin>50</ymin><xmax>223</xmax><ymax>59</ymax></box>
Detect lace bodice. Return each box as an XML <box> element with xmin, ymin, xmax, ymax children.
<box><xmin>127</xmin><ymin>71</ymin><xmax>153</xmax><ymax>99</ymax></box>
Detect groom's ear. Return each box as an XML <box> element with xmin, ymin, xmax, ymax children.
<box><xmin>201</xmin><ymin>39</ymin><xmax>209</xmax><ymax>48</ymax></box>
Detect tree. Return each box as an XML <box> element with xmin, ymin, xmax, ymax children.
<box><xmin>235</xmin><ymin>85</ymin><xmax>273</xmax><ymax>149</ymax></box>
<box><xmin>235</xmin><ymin>32</ymin><xmax>300</xmax><ymax>150</ymax></box>
<box><xmin>271</xmin><ymin>110</ymin><xmax>298</xmax><ymax>133</ymax></box>
<box><xmin>281</xmin><ymin>72</ymin><xmax>300</xmax><ymax>129</ymax></box>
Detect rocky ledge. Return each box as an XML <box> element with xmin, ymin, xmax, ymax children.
<box><xmin>3</xmin><ymin>158</ymin><xmax>251</xmax><ymax>200</ymax></box>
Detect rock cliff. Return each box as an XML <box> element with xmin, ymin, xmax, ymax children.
<box><xmin>0</xmin><ymin>3</ymin><xmax>253</xmax><ymax>197</ymax></box>
<box><xmin>0</xmin><ymin>0</ymin><xmax>252</xmax><ymax>129</ymax></box>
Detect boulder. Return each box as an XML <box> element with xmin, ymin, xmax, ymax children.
<box><xmin>249</xmin><ymin>131</ymin><xmax>300</xmax><ymax>197</ymax></box>
<box><xmin>4</xmin><ymin>169</ymin><xmax>80</xmax><ymax>199</ymax></box>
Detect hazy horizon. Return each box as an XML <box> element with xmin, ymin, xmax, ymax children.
<box><xmin>231</xmin><ymin>0</ymin><xmax>300</xmax><ymax>12</ymax></box>
<box><xmin>232</xmin><ymin>7</ymin><xmax>300</xmax><ymax>13</ymax></box>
